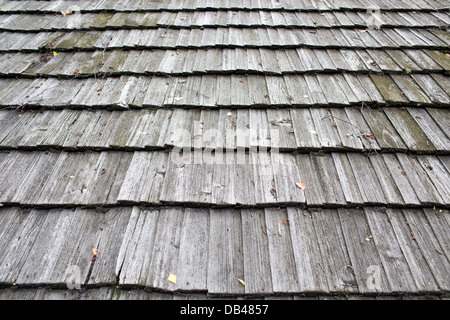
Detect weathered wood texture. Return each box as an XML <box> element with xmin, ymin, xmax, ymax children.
<box><xmin>0</xmin><ymin>0</ymin><xmax>449</xmax><ymax>301</ymax></box>
<box><xmin>1</xmin><ymin>107</ymin><xmax>448</xmax><ymax>153</ymax></box>
<box><xmin>0</xmin><ymin>206</ymin><xmax>447</xmax><ymax>295</ymax></box>
<box><xmin>0</xmin><ymin>150</ymin><xmax>447</xmax><ymax>207</ymax></box>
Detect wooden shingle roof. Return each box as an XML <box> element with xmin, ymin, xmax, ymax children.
<box><xmin>0</xmin><ymin>0</ymin><xmax>449</xmax><ymax>301</ymax></box>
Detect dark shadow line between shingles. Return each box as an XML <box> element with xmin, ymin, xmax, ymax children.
<box><xmin>0</xmin><ymin>24</ymin><xmax>448</xmax><ymax>33</ymax></box>
<box><xmin>2</xmin><ymin>69</ymin><xmax>449</xmax><ymax>80</ymax></box>
<box><xmin>0</xmin><ymin>284</ymin><xmax>447</xmax><ymax>300</ymax></box>
<box><xmin>0</xmin><ymin>143</ymin><xmax>449</xmax><ymax>156</ymax></box>
<box><xmin>1</xmin><ymin>44</ymin><xmax>449</xmax><ymax>54</ymax></box>
<box><xmin>0</xmin><ymin>201</ymin><xmax>448</xmax><ymax>212</ymax></box>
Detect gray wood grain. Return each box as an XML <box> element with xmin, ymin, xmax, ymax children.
<box><xmin>396</xmin><ymin>153</ymin><xmax>444</xmax><ymax>205</ymax></box>
<box><xmin>267</xmin><ymin>109</ymin><xmax>297</xmax><ymax>150</ymax></box>
<box><xmin>361</xmin><ymin>108</ymin><xmax>407</xmax><ymax>151</ymax></box>
<box><xmin>364</xmin><ymin>207</ymin><xmax>418</xmax><ymax>293</ymax></box>
<box><xmin>347</xmin><ymin>153</ymin><xmax>386</xmax><ymax>205</ymax></box>
<box><xmin>332</xmin><ymin>153</ymin><xmax>364</xmax><ymax>204</ymax></box>
<box><xmin>207</xmin><ymin>209</ymin><xmax>245</xmax><ymax>296</ymax></box>
<box><xmin>176</xmin><ymin>208</ymin><xmax>209</xmax><ymax>291</ymax></box>
<box><xmin>290</xmin><ymin>108</ymin><xmax>320</xmax><ymax>149</ymax></box>
<box><xmin>338</xmin><ymin>208</ymin><xmax>390</xmax><ymax>294</ymax></box>
<box><xmin>241</xmin><ymin>209</ymin><xmax>273</xmax><ymax>295</ymax></box>
<box><xmin>89</xmin><ymin>207</ymin><xmax>133</xmax><ymax>285</ymax></box>
<box><xmin>264</xmin><ymin>208</ymin><xmax>300</xmax><ymax>293</ymax></box>
<box><xmin>295</xmin><ymin>154</ymin><xmax>325</xmax><ymax>206</ymax></box>
<box><xmin>311</xmin><ymin>153</ymin><xmax>347</xmax><ymax>205</ymax></box>
<box><xmin>416</xmin><ymin>155</ymin><xmax>450</xmax><ymax>203</ymax></box>
<box><xmin>387</xmin><ymin>208</ymin><xmax>440</xmax><ymax>292</ymax></box>
<box><xmin>287</xmin><ymin>207</ymin><xmax>329</xmax><ymax>293</ymax></box>
<box><xmin>146</xmin><ymin>207</ymin><xmax>184</xmax><ymax>291</ymax></box>
<box><xmin>116</xmin><ymin>207</ymin><xmax>160</xmax><ymax>286</ymax></box>
<box><xmin>271</xmin><ymin>152</ymin><xmax>305</xmax><ymax>204</ymax></box>
<box><xmin>381</xmin><ymin>153</ymin><xmax>421</xmax><ymax>205</ymax></box>
<box><xmin>407</xmin><ymin>108</ymin><xmax>450</xmax><ymax>151</ymax></box>
<box><xmin>369</xmin><ymin>154</ymin><xmax>405</xmax><ymax>205</ymax></box>
<box><xmin>402</xmin><ymin>209</ymin><xmax>450</xmax><ymax>291</ymax></box>
<box><xmin>313</xmin><ymin>209</ymin><xmax>359</xmax><ymax>293</ymax></box>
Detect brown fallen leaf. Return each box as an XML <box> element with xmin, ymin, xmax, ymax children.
<box><xmin>435</xmin><ymin>248</ymin><xmax>443</xmax><ymax>255</ymax></box>
<box><xmin>61</xmin><ymin>10</ymin><xmax>70</xmax><ymax>16</ymax></box>
<box><xmin>296</xmin><ymin>182</ymin><xmax>306</xmax><ymax>191</ymax></box>
<box><xmin>72</xmin><ymin>69</ymin><xmax>79</xmax><ymax>74</ymax></box>
<box><xmin>261</xmin><ymin>225</ymin><xmax>267</xmax><ymax>235</ymax></box>
<box><xmin>270</xmin><ymin>187</ymin><xmax>276</xmax><ymax>197</ymax></box>
<box><xmin>282</xmin><ymin>219</ymin><xmax>289</xmax><ymax>225</ymax></box>
<box><xmin>345</xmin><ymin>265</ymin><xmax>354</xmax><ymax>274</ymax></box>
<box><xmin>92</xmin><ymin>247</ymin><xmax>98</xmax><ymax>256</ymax></box>
<box><xmin>239</xmin><ymin>80</ymin><xmax>245</xmax><ymax>83</ymax></box>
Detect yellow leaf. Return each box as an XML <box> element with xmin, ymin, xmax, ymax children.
<box><xmin>53</xmin><ymin>51</ymin><xmax>57</xmax><ymax>56</ymax></box>
<box><xmin>92</xmin><ymin>247</ymin><xmax>98</xmax><ymax>256</ymax></box>
<box><xmin>234</xmin><ymin>277</ymin><xmax>245</xmax><ymax>286</ymax></box>
<box><xmin>168</xmin><ymin>273</ymin><xmax>177</xmax><ymax>284</ymax></box>
<box><xmin>296</xmin><ymin>182</ymin><xmax>306</xmax><ymax>191</ymax></box>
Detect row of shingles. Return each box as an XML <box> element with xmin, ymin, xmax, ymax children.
<box><xmin>0</xmin><ymin>10</ymin><xmax>448</xmax><ymax>32</ymax></box>
<box><xmin>0</xmin><ymin>0</ymin><xmax>448</xmax><ymax>12</ymax></box>
<box><xmin>102</xmin><ymin>150</ymin><xmax>450</xmax><ymax>207</ymax></box>
<box><xmin>1</xmin><ymin>25</ymin><xmax>449</xmax><ymax>53</ymax></box>
<box><xmin>0</xmin><ymin>149</ymin><xmax>133</xmax><ymax>207</ymax></box>
<box><xmin>0</xmin><ymin>206</ymin><xmax>132</xmax><ymax>287</ymax></box>
<box><xmin>0</xmin><ymin>148</ymin><xmax>447</xmax><ymax>208</ymax></box>
<box><xmin>79</xmin><ymin>204</ymin><xmax>445</xmax><ymax>295</ymax></box>
<box><xmin>0</xmin><ymin>206</ymin><xmax>447</xmax><ymax>295</ymax></box>
<box><xmin>1</xmin><ymin>24</ymin><xmax>449</xmax><ymax>54</ymax></box>
<box><xmin>0</xmin><ymin>73</ymin><xmax>449</xmax><ymax>111</ymax></box>
<box><xmin>2</xmin><ymin>47</ymin><xmax>449</xmax><ymax>77</ymax></box>
<box><xmin>0</xmin><ymin>106</ymin><xmax>448</xmax><ymax>153</ymax></box>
